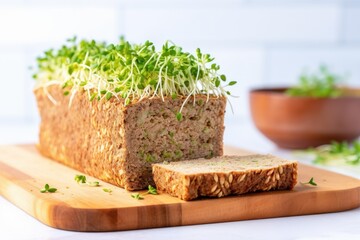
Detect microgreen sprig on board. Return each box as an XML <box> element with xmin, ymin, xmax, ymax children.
<box><xmin>74</xmin><ymin>174</ymin><xmax>100</xmax><ymax>187</ymax></box>
<box><xmin>33</xmin><ymin>37</ymin><xmax>236</xmax><ymax>117</ymax></box>
<box><xmin>131</xmin><ymin>185</ymin><xmax>158</xmax><ymax>200</ymax></box>
<box><xmin>147</xmin><ymin>185</ymin><xmax>158</xmax><ymax>195</ymax></box>
<box><xmin>103</xmin><ymin>188</ymin><xmax>113</xmax><ymax>194</ymax></box>
<box><xmin>301</xmin><ymin>177</ymin><xmax>317</xmax><ymax>186</ymax></box>
<box><xmin>131</xmin><ymin>193</ymin><xmax>144</xmax><ymax>200</ymax></box>
<box><xmin>74</xmin><ymin>174</ymin><xmax>86</xmax><ymax>184</ymax></box>
<box><xmin>40</xmin><ymin>184</ymin><xmax>57</xmax><ymax>193</ymax></box>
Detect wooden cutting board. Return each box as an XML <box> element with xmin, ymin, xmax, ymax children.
<box><xmin>0</xmin><ymin>145</ymin><xmax>359</xmax><ymax>232</ymax></box>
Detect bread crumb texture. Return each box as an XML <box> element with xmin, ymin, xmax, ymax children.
<box><xmin>35</xmin><ymin>86</ymin><xmax>226</xmax><ymax>190</ymax></box>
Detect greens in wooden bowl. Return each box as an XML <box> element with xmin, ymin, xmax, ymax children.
<box><xmin>250</xmin><ymin>65</ymin><xmax>360</xmax><ymax>149</ymax></box>
<box><xmin>285</xmin><ymin>65</ymin><xmax>343</xmax><ymax>98</ymax></box>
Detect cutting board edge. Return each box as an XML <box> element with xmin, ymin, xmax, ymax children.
<box><xmin>1</xmin><ymin>144</ymin><xmax>360</xmax><ymax>232</ymax></box>
<box><xmin>1</xmin><ymin>179</ymin><xmax>359</xmax><ymax>232</ymax></box>
<box><xmin>38</xmin><ymin>187</ymin><xmax>360</xmax><ymax>232</ymax></box>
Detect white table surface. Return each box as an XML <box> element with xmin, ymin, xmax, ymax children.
<box><xmin>0</xmin><ymin>119</ymin><xmax>359</xmax><ymax>240</ymax></box>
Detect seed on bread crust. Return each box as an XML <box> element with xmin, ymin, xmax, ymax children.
<box><xmin>214</xmin><ymin>188</ymin><xmax>221</xmax><ymax>196</ymax></box>
<box><xmin>276</xmin><ymin>173</ymin><xmax>280</xmax><ymax>181</ymax></box>
<box><xmin>210</xmin><ymin>184</ymin><xmax>218</xmax><ymax>193</ymax></box>
<box><xmin>220</xmin><ymin>175</ymin><xmax>225</xmax><ymax>185</ymax></box>
<box><xmin>237</xmin><ymin>174</ymin><xmax>246</xmax><ymax>183</ymax></box>
<box><xmin>184</xmin><ymin>177</ymin><xmax>190</xmax><ymax>187</ymax></box>
<box><xmin>279</xmin><ymin>165</ymin><xmax>283</xmax><ymax>174</ymax></box>
<box><xmin>228</xmin><ymin>174</ymin><xmax>233</xmax><ymax>183</ymax></box>
<box><xmin>265</xmin><ymin>176</ymin><xmax>271</xmax><ymax>184</ymax></box>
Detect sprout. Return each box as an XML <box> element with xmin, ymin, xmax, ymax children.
<box><xmin>33</xmin><ymin>37</ymin><xmax>237</xmax><ymax>114</ymax></box>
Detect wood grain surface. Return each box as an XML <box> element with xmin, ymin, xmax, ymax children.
<box><xmin>0</xmin><ymin>145</ymin><xmax>359</xmax><ymax>232</ymax></box>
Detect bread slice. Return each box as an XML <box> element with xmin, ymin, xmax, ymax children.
<box><xmin>152</xmin><ymin>154</ymin><xmax>298</xmax><ymax>200</ymax></box>
<box><xmin>35</xmin><ymin>85</ymin><xmax>226</xmax><ymax>190</ymax></box>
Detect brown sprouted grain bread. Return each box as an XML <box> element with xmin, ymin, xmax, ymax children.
<box><xmin>152</xmin><ymin>154</ymin><xmax>298</xmax><ymax>200</ymax></box>
<box><xmin>35</xmin><ymin>85</ymin><xmax>226</xmax><ymax>190</ymax></box>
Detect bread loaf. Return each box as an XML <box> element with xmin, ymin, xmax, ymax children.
<box><xmin>35</xmin><ymin>86</ymin><xmax>226</xmax><ymax>190</ymax></box>
<box><xmin>152</xmin><ymin>154</ymin><xmax>298</xmax><ymax>200</ymax></box>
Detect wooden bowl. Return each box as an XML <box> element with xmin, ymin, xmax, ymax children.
<box><xmin>249</xmin><ymin>87</ymin><xmax>360</xmax><ymax>149</ymax></box>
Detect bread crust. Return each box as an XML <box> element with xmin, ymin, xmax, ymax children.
<box><xmin>35</xmin><ymin>86</ymin><xmax>226</xmax><ymax>190</ymax></box>
<box><xmin>152</xmin><ymin>155</ymin><xmax>298</xmax><ymax>200</ymax></box>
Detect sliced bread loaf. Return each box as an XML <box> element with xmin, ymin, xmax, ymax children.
<box><xmin>35</xmin><ymin>86</ymin><xmax>226</xmax><ymax>190</ymax></box>
<box><xmin>152</xmin><ymin>154</ymin><xmax>298</xmax><ymax>200</ymax></box>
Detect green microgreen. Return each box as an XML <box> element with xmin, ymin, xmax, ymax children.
<box><xmin>130</xmin><ymin>185</ymin><xmax>158</xmax><ymax>200</ymax></box>
<box><xmin>299</xmin><ymin>140</ymin><xmax>360</xmax><ymax>166</ymax></box>
<box><xmin>286</xmin><ymin>65</ymin><xmax>344</xmax><ymax>98</ymax></box>
<box><xmin>176</xmin><ymin>112</ymin><xmax>182</xmax><ymax>121</ymax></box>
<box><xmin>33</xmin><ymin>37</ymin><xmax>236</xmax><ymax>115</ymax></box>
<box><xmin>147</xmin><ymin>185</ymin><xmax>158</xmax><ymax>195</ymax></box>
<box><xmin>301</xmin><ymin>177</ymin><xmax>317</xmax><ymax>186</ymax></box>
<box><xmin>40</xmin><ymin>183</ymin><xmax>57</xmax><ymax>193</ymax></box>
<box><xmin>103</xmin><ymin>188</ymin><xmax>112</xmax><ymax>194</ymax></box>
<box><xmin>131</xmin><ymin>193</ymin><xmax>144</xmax><ymax>200</ymax></box>
<box><xmin>74</xmin><ymin>174</ymin><xmax>100</xmax><ymax>187</ymax></box>
<box><xmin>87</xmin><ymin>181</ymin><xmax>100</xmax><ymax>187</ymax></box>
<box><xmin>74</xmin><ymin>174</ymin><xmax>87</xmax><ymax>184</ymax></box>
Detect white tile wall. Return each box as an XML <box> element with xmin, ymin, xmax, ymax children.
<box><xmin>266</xmin><ymin>47</ymin><xmax>360</xmax><ymax>87</ymax></box>
<box><xmin>0</xmin><ymin>0</ymin><xmax>359</xmax><ymax>123</ymax></box>
<box><xmin>210</xmin><ymin>47</ymin><xmax>265</xmax><ymax>118</ymax></box>
<box><xmin>124</xmin><ymin>4</ymin><xmax>340</xmax><ymax>44</ymax></box>
<box><xmin>0</xmin><ymin>50</ymin><xmax>27</xmax><ymax>118</ymax></box>
<box><xmin>0</xmin><ymin>6</ymin><xmax>119</xmax><ymax>45</ymax></box>
<box><xmin>343</xmin><ymin>6</ymin><xmax>360</xmax><ymax>42</ymax></box>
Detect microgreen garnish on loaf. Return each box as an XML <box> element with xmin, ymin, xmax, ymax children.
<box><xmin>33</xmin><ymin>36</ymin><xmax>236</xmax><ymax>116</ymax></box>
